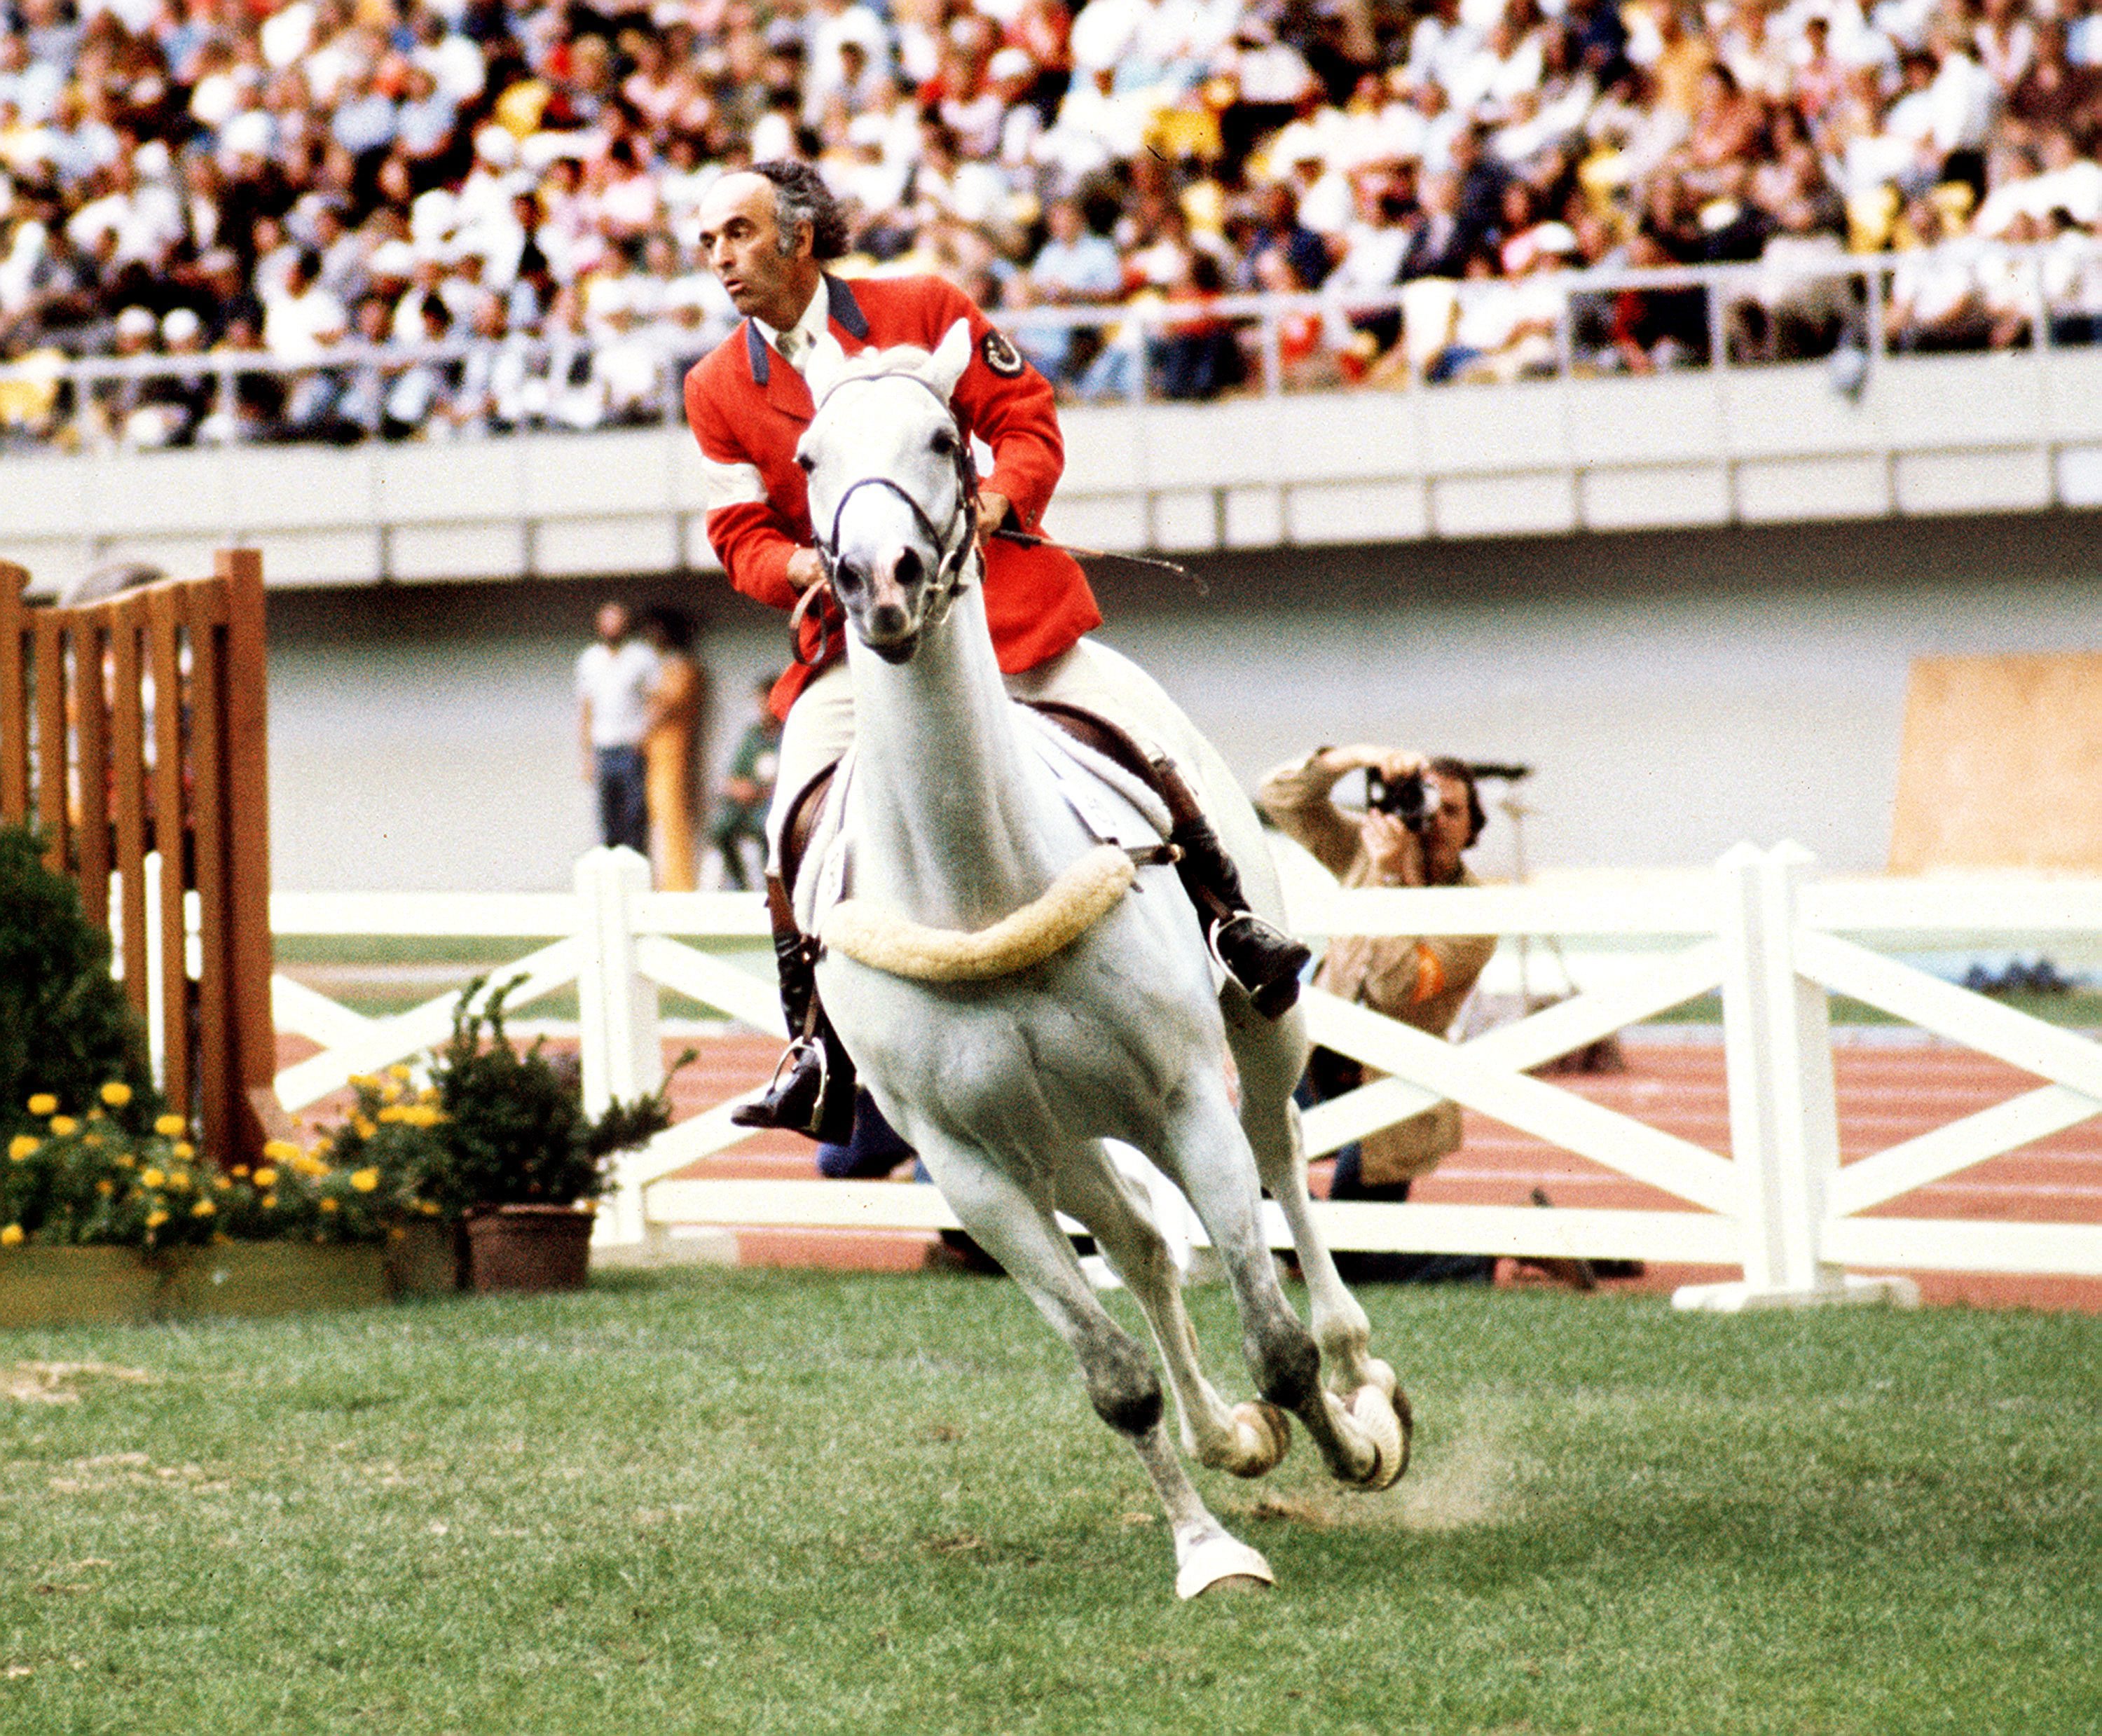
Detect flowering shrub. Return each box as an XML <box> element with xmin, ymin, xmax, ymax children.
<box><xmin>0</xmin><ymin>825</ymin><xmax>158</xmax><ymax>1148</ymax></box>
<box><xmin>2</xmin><ymin>1087</ymin><xmax>394</xmax><ymax>1253</ymax></box>
<box><xmin>408</xmin><ymin>979</ymin><xmax>686</xmax><ymax>1220</ymax></box>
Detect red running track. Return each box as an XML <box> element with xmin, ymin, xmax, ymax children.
<box><xmin>276</xmin><ymin>1031</ymin><xmax>2102</xmax><ymax>1311</ymax></box>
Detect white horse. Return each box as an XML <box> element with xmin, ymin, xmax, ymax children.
<box><xmin>791</xmin><ymin>320</ymin><xmax>1411</xmax><ymax>1599</ymax></box>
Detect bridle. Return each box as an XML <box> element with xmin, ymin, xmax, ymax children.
<box><xmin>795</xmin><ymin>370</ymin><xmax>980</xmax><ymax>668</ymax></box>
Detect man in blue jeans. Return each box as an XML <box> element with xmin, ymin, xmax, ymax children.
<box><xmin>575</xmin><ymin>602</ymin><xmax>659</xmax><ymax>855</ymax></box>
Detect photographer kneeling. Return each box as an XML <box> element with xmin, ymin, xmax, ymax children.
<box><xmin>1259</xmin><ymin>745</ymin><xmax>1509</xmax><ymax>1284</ymax></box>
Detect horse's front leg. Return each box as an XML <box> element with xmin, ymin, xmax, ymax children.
<box><xmin>913</xmin><ymin>1131</ymin><xmax>1275</xmax><ymax>1599</ymax></box>
<box><xmin>1052</xmin><ymin>1145</ymin><xmax>1291</xmax><ymax>1479</ymax></box>
<box><xmin>1225</xmin><ymin>997</ymin><xmax>1401</xmax><ymax>1408</ymax></box>
<box><xmin>1143</xmin><ymin>1080</ymin><xmax>1408</xmax><ymax>1492</ymax></box>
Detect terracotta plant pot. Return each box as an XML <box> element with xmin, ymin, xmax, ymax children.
<box><xmin>464</xmin><ymin>1204</ymin><xmax>593</xmax><ymax>1293</ymax></box>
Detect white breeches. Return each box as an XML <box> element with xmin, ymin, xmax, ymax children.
<box><xmin>764</xmin><ymin>636</ymin><xmax>1267</xmax><ymax>893</ymax></box>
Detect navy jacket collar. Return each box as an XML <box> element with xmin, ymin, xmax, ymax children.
<box><xmin>746</xmin><ymin>273</ymin><xmax>870</xmax><ymax>387</ymax></box>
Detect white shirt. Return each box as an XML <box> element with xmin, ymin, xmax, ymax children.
<box><xmin>575</xmin><ymin>639</ymin><xmax>661</xmax><ymax>748</ymax></box>
<box><xmin>753</xmin><ymin>279</ymin><xmax>834</xmax><ymax>376</ymax></box>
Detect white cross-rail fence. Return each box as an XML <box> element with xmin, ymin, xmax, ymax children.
<box><xmin>259</xmin><ymin>842</ymin><xmax>2102</xmax><ymax>1312</ymax></box>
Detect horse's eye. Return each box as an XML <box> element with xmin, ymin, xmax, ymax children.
<box><xmin>929</xmin><ymin>427</ymin><xmax>956</xmax><ymax>455</ymax></box>
<box><xmin>795</xmin><ymin>451</ymin><xmax>815</xmax><ymax>472</ymax></box>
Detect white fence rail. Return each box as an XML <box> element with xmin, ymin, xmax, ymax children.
<box><xmin>264</xmin><ymin>842</ymin><xmax>2102</xmax><ymax>1311</ymax></box>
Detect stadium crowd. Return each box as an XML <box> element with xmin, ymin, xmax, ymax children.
<box><xmin>1</xmin><ymin>0</ymin><xmax>2099</xmax><ymax>448</ymax></box>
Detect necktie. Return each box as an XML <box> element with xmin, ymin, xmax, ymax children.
<box><xmin>776</xmin><ymin>327</ymin><xmax>802</xmax><ymax>370</ymax></box>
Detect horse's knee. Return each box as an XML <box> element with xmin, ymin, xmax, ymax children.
<box><xmin>1078</xmin><ymin>1321</ymin><xmax>1164</xmax><ymax>1438</ymax></box>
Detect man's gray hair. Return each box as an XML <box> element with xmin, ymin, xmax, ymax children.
<box><xmin>753</xmin><ymin>160</ymin><xmax>850</xmax><ymax>261</ymax></box>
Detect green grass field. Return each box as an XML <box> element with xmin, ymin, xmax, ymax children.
<box><xmin>5</xmin><ymin>1272</ymin><xmax>2097</xmax><ymax>1735</ymax></box>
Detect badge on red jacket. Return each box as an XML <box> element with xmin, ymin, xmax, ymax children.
<box><xmin>981</xmin><ymin>328</ymin><xmax>1024</xmax><ymax>378</ymax></box>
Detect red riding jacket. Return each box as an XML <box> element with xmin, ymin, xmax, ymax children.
<box><xmin>683</xmin><ymin>272</ymin><xmax>1101</xmax><ymax>718</ymax></box>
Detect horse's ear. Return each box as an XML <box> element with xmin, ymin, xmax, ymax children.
<box><xmin>803</xmin><ymin>331</ymin><xmax>847</xmax><ymax>405</ymax></box>
<box><xmin>923</xmin><ymin>319</ymin><xmax>974</xmax><ymax>401</ymax></box>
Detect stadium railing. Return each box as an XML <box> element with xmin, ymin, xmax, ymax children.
<box><xmin>7</xmin><ymin>242</ymin><xmax>2098</xmax><ymax>429</ymax></box>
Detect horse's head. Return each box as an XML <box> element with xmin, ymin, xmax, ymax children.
<box><xmin>796</xmin><ymin>319</ymin><xmax>977</xmax><ymax>666</ymax></box>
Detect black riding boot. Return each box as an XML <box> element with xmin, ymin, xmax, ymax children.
<box><xmin>731</xmin><ymin>877</ymin><xmax>858</xmax><ymax>1143</ymax></box>
<box><xmin>1150</xmin><ymin>757</ymin><xmax>1312</xmax><ymax>1019</ymax></box>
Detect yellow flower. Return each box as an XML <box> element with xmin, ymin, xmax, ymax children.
<box><xmin>144</xmin><ymin>1208</ymin><xmax>170</xmax><ymax>1229</ymax></box>
<box><xmin>156</xmin><ymin>1113</ymin><xmax>187</xmax><ymax>1137</ymax></box>
<box><xmin>418</xmin><ymin>1087</ymin><xmax>440</xmax><ymax>1105</ymax></box>
<box><xmin>377</xmin><ymin>1105</ymin><xmax>406</xmax><ymax>1123</ymax></box>
<box><xmin>350</xmin><ymin>1167</ymin><xmax>380</xmax><ymax>1194</ymax></box>
<box><xmin>252</xmin><ymin>1166</ymin><xmax>278</xmax><ymax>1188</ymax></box>
<box><xmin>26</xmin><ymin>1094</ymin><xmax>57</xmax><ymax>1117</ymax></box>
<box><xmin>215</xmin><ymin>1176</ymin><xmax>232</xmax><ymax>1192</ymax></box>
<box><xmin>231</xmin><ymin>1164</ymin><xmax>250</xmax><ymax>1179</ymax></box>
<box><xmin>262</xmin><ymin>1140</ymin><xmax>303</xmax><ymax>1164</ymax></box>
<box><xmin>259</xmin><ymin>1194</ymin><xmax>277</xmax><ymax>1210</ymax></box>
<box><xmin>348</xmin><ymin>1073</ymin><xmax>379</xmax><ymax>1091</ymax></box>
<box><xmin>387</xmin><ymin>1063</ymin><xmax>413</xmax><ymax>1082</ymax></box>
<box><xmin>140</xmin><ymin>1167</ymin><xmax>167</xmax><ymax>1189</ymax></box>
<box><xmin>418</xmin><ymin>1200</ymin><xmax>441</xmax><ymax>1216</ymax></box>
<box><xmin>0</xmin><ymin>1225</ymin><xmax>22</xmax><ymax>1247</ymax></box>
<box><xmin>8</xmin><ymin>1134</ymin><xmax>36</xmax><ymax>1162</ymax></box>
<box><xmin>167</xmin><ymin>1170</ymin><xmax>191</xmax><ymax>1190</ymax></box>
<box><xmin>95</xmin><ymin>1180</ymin><xmax>114</xmax><ymax>1197</ymax></box>
<box><xmin>100</xmin><ymin>1082</ymin><xmax>132</xmax><ymax>1108</ymax></box>
<box><xmin>320</xmin><ymin>1197</ymin><xmax>340</xmax><ymax>1214</ymax></box>
<box><xmin>48</xmin><ymin>1115</ymin><xmax>77</xmax><ymax>1136</ymax></box>
<box><xmin>352</xmin><ymin>1116</ymin><xmax>376</xmax><ymax>1140</ymax></box>
<box><xmin>380</xmin><ymin>1083</ymin><xmax>402</xmax><ymax>1105</ymax></box>
<box><xmin>116</xmin><ymin>1153</ymin><xmax>135</xmax><ymax>1169</ymax></box>
<box><xmin>172</xmin><ymin>1141</ymin><xmax>195</xmax><ymax>1160</ymax></box>
<box><xmin>191</xmin><ymin>1198</ymin><xmax>216</xmax><ymax>1218</ymax></box>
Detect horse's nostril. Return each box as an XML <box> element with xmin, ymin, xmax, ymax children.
<box><xmin>870</xmin><ymin>602</ymin><xmax>907</xmax><ymax>637</ymax></box>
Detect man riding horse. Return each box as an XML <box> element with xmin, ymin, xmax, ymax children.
<box><xmin>685</xmin><ymin>161</ymin><xmax>1310</xmax><ymax>1141</ymax></box>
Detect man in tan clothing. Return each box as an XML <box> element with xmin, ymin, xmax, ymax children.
<box><xmin>1258</xmin><ymin>744</ymin><xmax>1499</xmax><ymax>1281</ymax></box>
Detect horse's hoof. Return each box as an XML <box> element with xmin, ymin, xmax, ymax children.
<box><xmin>1363</xmin><ymin>1357</ymin><xmax>1399</xmax><ymax>1403</ymax></box>
<box><xmin>1176</xmin><ymin>1535</ymin><xmax>1275</xmax><ymax>1601</ymax></box>
<box><xmin>1345</xmin><ymin>1383</ymin><xmax>1410</xmax><ymax>1492</ymax></box>
<box><xmin>1227</xmin><ymin>1400</ymin><xmax>1292</xmax><ymax>1477</ymax></box>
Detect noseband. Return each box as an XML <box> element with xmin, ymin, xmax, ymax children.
<box><xmin>797</xmin><ymin>371</ymin><xmax>980</xmax><ymax>667</ymax></box>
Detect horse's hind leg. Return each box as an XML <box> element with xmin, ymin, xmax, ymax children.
<box><xmin>1225</xmin><ymin>997</ymin><xmax>1399</xmax><ymax>1411</ymax></box>
<box><xmin>915</xmin><ymin>1133</ymin><xmax>1275</xmax><ymax>1598</ymax></box>
<box><xmin>1143</xmin><ymin>1080</ymin><xmax>1406</xmax><ymax>1492</ymax></box>
<box><xmin>1054</xmin><ymin>1147</ymin><xmax>1291</xmax><ymax>1479</ymax></box>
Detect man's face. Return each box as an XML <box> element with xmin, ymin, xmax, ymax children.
<box><xmin>596</xmin><ymin>605</ymin><xmax>629</xmax><ymax>645</ymax></box>
<box><xmin>696</xmin><ymin>172</ymin><xmax>816</xmax><ymax>328</ymax></box>
<box><xmin>1422</xmin><ymin>775</ymin><xmax>1474</xmax><ymax>881</ymax></box>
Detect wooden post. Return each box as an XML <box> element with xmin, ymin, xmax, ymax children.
<box><xmin>109</xmin><ymin>595</ymin><xmax>149</xmax><ymax>1022</ymax></box>
<box><xmin>32</xmin><ymin>609</ymin><xmax>68</xmax><ymax>874</ymax></box>
<box><xmin>217</xmin><ymin>550</ymin><xmax>275</xmax><ymax>1162</ymax></box>
<box><xmin>0</xmin><ymin>563</ymin><xmax>26</xmax><ymax>823</ymax></box>
<box><xmin>1678</xmin><ymin>844</ymin><xmax>1916</xmax><ymax>1313</ymax></box>
<box><xmin>578</xmin><ymin>846</ymin><xmax>663</xmax><ymax>1253</ymax></box>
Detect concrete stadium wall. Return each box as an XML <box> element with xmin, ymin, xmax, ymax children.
<box><xmin>8</xmin><ymin>347</ymin><xmax>2102</xmax><ymax>593</ymax></box>
<box><xmin>256</xmin><ymin>513</ymin><xmax>2102</xmax><ymax>892</ymax></box>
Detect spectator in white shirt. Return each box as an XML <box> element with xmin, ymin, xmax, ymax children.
<box><xmin>576</xmin><ymin>603</ymin><xmax>660</xmax><ymax>856</ymax></box>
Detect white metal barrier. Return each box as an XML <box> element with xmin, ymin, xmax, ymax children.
<box><xmin>265</xmin><ymin>842</ymin><xmax>2102</xmax><ymax>1311</ymax></box>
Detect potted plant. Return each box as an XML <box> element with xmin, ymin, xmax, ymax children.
<box><xmin>380</xmin><ymin>979</ymin><xmax>683</xmax><ymax>1294</ymax></box>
